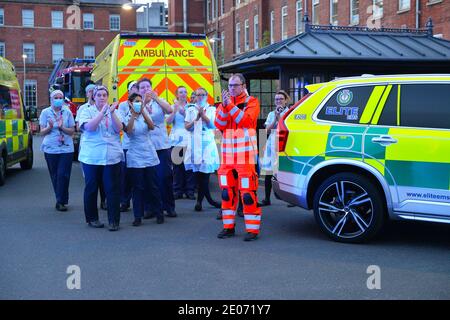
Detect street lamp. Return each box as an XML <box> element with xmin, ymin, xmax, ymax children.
<box><xmin>22</xmin><ymin>54</ymin><xmax>27</xmax><ymax>102</ymax></box>
<box><xmin>122</xmin><ymin>1</ymin><xmax>151</xmax><ymax>32</ymax></box>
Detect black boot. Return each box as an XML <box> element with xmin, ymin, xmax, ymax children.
<box><xmin>217</xmin><ymin>228</ymin><xmax>235</xmax><ymax>239</ymax></box>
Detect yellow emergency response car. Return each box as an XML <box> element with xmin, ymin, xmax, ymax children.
<box><xmin>273</xmin><ymin>74</ymin><xmax>450</xmax><ymax>243</ymax></box>
<box><xmin>91</xmin><ymin>33</ymin><xmax>221</xmax><ymax>105</ymax></box>
<box><xmin>0</xmin><ymin>56</ymin><xmax>34</xmax><ymax>186</ymax></box>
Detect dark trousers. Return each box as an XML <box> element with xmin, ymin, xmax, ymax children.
<box><xmin>145</xmin><ymin>148</ymin><xmax>175</xmax><ymax>213</ymax></box>
<box><xmin>120</xmin><ymin>149</ymin><xmax>132</xmax><ymax>206</ymax></box>
<box><xmin>44</xmin><ymin>152</ymin><xmax>73</xmax><ymax>205</ymax></box>
<box><xmin>129</xmin><ymin>167</ymin><xmax>162</xmax><ymax>219</ymax></box>
<box><xmin>196</xmin><ymin>172</ymin><xmax>219</xmax><ymax>207</ymax></box>
<box><xmin>82</xmin><ymin>162</ymin><xmax>121</xmax><ymax>225</ymax></box>
<box><xmin>172</xmin><ymin>147</ymin><xmax>195</xmax><ymax>196</ymax></box>
<box><xmin>264</xmin><ymin>175</ymin><xmax>273</xmax><ymax>201</ymax></box>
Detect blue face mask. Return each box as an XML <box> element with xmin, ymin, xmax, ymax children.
<box><xmin>133</xmin><ymin>102</ymin><xmax>142</xmax><ymax>113</ymax></box>
<box><xmin>53</xmin><ymin>99</ymin><xmax>64</xmax><ymax>108</ymax></box>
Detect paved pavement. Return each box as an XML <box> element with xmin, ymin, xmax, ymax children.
<box><xmin>0</xmin><ymin>136</ymin><xmax>449</xmax><ymax>300</ymax></box>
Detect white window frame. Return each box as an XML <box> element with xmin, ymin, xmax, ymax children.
<box><xmin>207</xmin><ymin>0</ymin><xmax>211</xmax><ymax>22</ymax></box>
<box><xmin>83</xmin><ymin>13</ymin><xmax>94</xmax><ymax>30</ymax></box>
<box><xmin>22</xmin><ymin>9</ymin><xmax>34</xmax><ymax>27</ymax></box>
<box><xmin>244</xmin><ymin>19</ymin><xmax>249</xmax><ymax>51</ymax></box>
<box><xmin>296</xmin><ymin>1</ymin><xmax>303</xmax><ymax>34</ymax></box>
<box><xmin>0</xmin><ymin>8</ymin><xmax>4</xmax><ymax>26</ymax></box>
<box><xmin>83</xmin><ymin>45</ymin><xmax>95</xmax><ymax>60</ymax></box>
<box><xmin>0</xmin><ymin>42</ymin><xmax>5</xmax><ymax>57</ymax></box>
<box><xmin>52</xmin><ymin>43</ymin><xmax>64</xmax><ymax>64</ymax></box>
<box><xmin>253</xmin><ymin>15</ymin><xmax>259</xmax><ymax>49</ymax></box>
<box><xmin>221</xmin><ymin>0</ymin><xmax>225</xmax><ymax>16</ymax></box>
<box><xmin>281</xmin><ymin>6</ymin><xmax>288</xmax><ymax>40</ymax></box>
<box><xmin>350</xmin><ymin>0</ymin><xmax>359</xmax><ymax>25</ymax></box>
<box><xmin>236</xmin><ymin>22</ymin><xmax>241</xmax><ymax>54</ymax></box>
<box><xmin>270</xmin><ymin>11</ymin><xmax>275</xmax><ymax>44</ymax></box>
<box><xmin>312</xmin><ymin>0</ymin><xmax>320</xmax><ymax>25</ymax></box>
<box><xmin>23</xmin><ymin>43</ymin><xmax>35</xmax><ymax>63</ymax></box>
<box><xmin>330</xmin><ymin>0</ymin><xmax>338</xmax><ymax>25</ymax></box>
<box><xmin>24</xmin><ymin>80</ymin><xmax>37</xmax><ymax>109</ymax></box>
<box><xmin>399</xmin><ymin>0</ymin><xmax>410</xmax><ymax>11</ymax></box>
<box><xmin>373</xmin><ymin>0</ymin><xmax>383</xmax><ymax>18</ymax></box>
<box><xmin>109</xmin><ymin>14</ymin><xmax>120</xmax><ymax>31</ymax></box>
<box><xmin>51</xmin><ymin>11</ymin><xmax>63</xmax><ymax>29</ymax></box>
<box><xmin>221</xmin><ymin>31</ymin><xmax>225</xmax><ymax>63</ymax></box>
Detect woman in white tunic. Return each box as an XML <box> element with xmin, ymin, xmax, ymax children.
<box><xmin>123</xmin><ymin>93</ymin><xmax>163</xmax><ymax>226</ymax></box>
<box><xmin>78</xmin><ymin>86</ymin><xmax>124</xmax><ymax>231</ymax></box>
<box><xmin>259</xmin><ymin>90</ymin><xmax>290</xmax><ymax>206</ymax></box>
<box><xmin>185</xmin><ymin>87</ymin><xmax>220</xmax><ymax>212</ymax></box>
<box><xmin>166</xmin><ymin>86</ymin><xmax>196</xmax><ymax>200</ymax></box>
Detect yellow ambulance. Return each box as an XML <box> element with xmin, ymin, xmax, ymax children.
<box><xmin>91</xmin><ymin>33</ymin><xmax>221</xmax><ymax>106</ymax></box>
<box><xmin>273</xmin><ymin>74</ymin><xmax>450</xmax><ymax>243</ymax></box>
<box><xmin>0</xmin><ymin>56</ymin><xmax>34</xmax><ymax>186</ymax></box>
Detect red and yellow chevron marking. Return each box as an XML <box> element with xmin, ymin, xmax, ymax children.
<box><xmin>117</xmin><ymin>38</ymin><xmax>215</xmax><ymax>105</ymax></box>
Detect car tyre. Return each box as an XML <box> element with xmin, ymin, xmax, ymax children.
<box><xmin>0</xmin><ymin>155</ymin><xmax>6</xmax><ymax>186</ymax></box>
<box><xmin>20</xmin><ymin>143</ymin><xmax>33</xmax><ymax>170</ymax></box>
<box><xmin>313</xmin><ymin>173</ymin><xmax>385</xmax><ymax>243</ymax></box>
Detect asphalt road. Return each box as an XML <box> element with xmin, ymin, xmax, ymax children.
<box><xmin>0</xmin><ymin>136</ymin><xmax>449</xmax><ymax>300</ymax></box>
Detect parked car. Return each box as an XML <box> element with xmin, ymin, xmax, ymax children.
<box><xmin>273</xmin><ymin>74</ymin><xmax>450</xmax><ymax>243</ymax></box>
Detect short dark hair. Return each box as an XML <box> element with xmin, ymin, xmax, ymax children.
<box><xmin>128</xmin><ymin>93</ymin><xmax>142</xmax><ymax>102</ymax></box>
<box><xmin>137</xmin><ymin>78</ymin><xmax>152</xmax><ymax>89</ymax></box>
<box><xmin>230</xmin><ymin>73</ymin><xmax>246</xmax><ymax>85</ymax></box>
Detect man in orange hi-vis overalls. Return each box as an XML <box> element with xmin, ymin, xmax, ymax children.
<box><xmin>215</xmin><ymin>74</ymin><xmax>261</xmax><ymax>241</ymax></box>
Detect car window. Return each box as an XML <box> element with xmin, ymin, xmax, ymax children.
<box><xmin>317</xmin><ymin>86</ymin><xmax>377</xmax><ymax>124</ymax></box>
<box><xmin>377</xmin><ymin>84</ymin><xmax>398</xmax><ymax>126</ymax></box>
<box><xmin>0</xmin><ymin>84</ymin><xmax>19</xmax><ymax>119</ymax></box>
<box><xmin>400</xmin><ymin>84</ymin><xmax>450</xmax><ymax>130</ymax></box>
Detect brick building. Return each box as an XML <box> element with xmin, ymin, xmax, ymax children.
<box><xmin>168</xmin><ymin>0</ymin><xmax>205</xmax><ymax>33</ymax></box>
<box><xmin>169</xmin><ymin>0</ymin><xmax>450</xmax><ymax>65</ymax></box>
<box><xmin>0</xmin><ymin>0</ymin><xmax>137</xmax><ymax>110</ymax></box>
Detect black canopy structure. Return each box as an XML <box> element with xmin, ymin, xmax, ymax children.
<box><xmin>218</xmin><ymin>18</ymin><xmax>450</xmax><ymax>121</ymax></box>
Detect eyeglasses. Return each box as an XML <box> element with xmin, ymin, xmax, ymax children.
<box><xmin>228</xmin><ymin>83</ymin><xmax>243</xmax><ymax>88</ymax></box>
<box><xmin>275</xmin><ymin>98</ymin><xmax>285</xmax><ymax>101</ymax></box>
<box><xmin>196</xmin><ymin>94</ymin><xmax>207</xmax><ymax>97</ymax></box>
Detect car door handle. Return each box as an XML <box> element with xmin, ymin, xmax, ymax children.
<box><xmin>371</xmin><ymin>135</ymin><xmax>398</xmax><ymax>146</ymax></box>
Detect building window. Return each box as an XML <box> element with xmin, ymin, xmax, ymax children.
<box><xmin>207</xmin><ymin>0</ymin><xmax>211</xmax><ymax>22</ymax></box>
<box><xmin>84</xmin><ymin>45</ymin><xmax>95</xmax><ymax>59</ymax></box>
<box><xmin>24</xmin><ymin>80</ymin><xmax>37</xmax><ymax>109</ymax></box>
<box><xmin>22</xmin><ymin>9</ymin><xmax>34</xmax><ymax>27</ymax></box>
<box><xmin>250</xmin><ymin>79</ymin><xmax>280</xmax><ymax>120</ymax></box>
<box><xmin>330</xmin><ymin>0</ymin><xmax>338</xmax><ymax>25</ymax></box>
<box><xmin>212</xmin><ymin>0</ymin><xmax>217</xmax><ymax>20</ymax></box>
<box><xmin>221</xmin><ymin>0</ymin><xmax>225</xmax><ymax>16</ymax></box>
<box><xmin>23</xmin><ymin>43</ymin><xmax>35</xmax><ymax>63</ymax></box>
<box><xmin>312</xmin><ymin>0</ymin><xmax>320</xmax><ymax>25</ymax></box>
<box><xmin>296</xmin><ymin>1</ymin><xmax>303</xmax><ymax>34</ymax></box>
<box><xmin>270</xmin><ymin>11</ymin><xmax>274</xmax><ymax>44</ymax></box>
<box><xmin>0</xmin><ymin>8</ymin><xmax>4</xmax><ymax>26</ymax></box>
<box><xmin>0</xmin><ymin>42</ymin><xmax>5</xmax><ymax>57</ymax></box>
<box><xmin>109</xmin><ymin>14</ymin><xmax>120</xmax><ymax>31</ymax></box>
<box><xmin>253</xmin><ymin>15</ymin><xmax>259</xmax><ymax>49</ymax></box>
<box><xmin>399</xmin><ymin>0</ymin><xmax>410</xmax><ymax>10</ymax></box>
<box><xmin>235</xmin><ymin>22</ymin><xmax>241</xmax><ymax>54</ymax></box>
<box><xmin>350</xmin><ymin>0</ymin><xmax>359</xmax><ymax>25</ymax></box>
<box><xmin>220</xmin><ymin>31</ymin><xmax>225</xmax><ymax>64</ymax></box>
<box><xmin>281</xmin><ymin>6</ymin><xmax>288</xmax><ymax>40</ymax></box>
<box><xmin>51</xmin><ymin>11</ymin><xmax>63</xmax><ymax>28</ymax></box>
<box><xmin>373</xmin><ymin>0</ymin><xmax>383</xmax><ymax>18</ymax></box>
<box><xmin>244</xmin><ymin>19</ymin><xmax>249</xmax><ymax>51</ymax></box>
<box><xmin>83</xmin><ymin>13</ymin><xmax>94</xmax><ymax>30</ymax></box>
<box><xmin>52</xmin><ymin>44</ymin><xmax>64</xmax><ymax>64</ymax></box>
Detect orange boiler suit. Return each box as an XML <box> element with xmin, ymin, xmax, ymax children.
<box><xmin>215</xmin><ymin>92</ymin><xmax>261</xmax><ymax>234</ymax></box>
